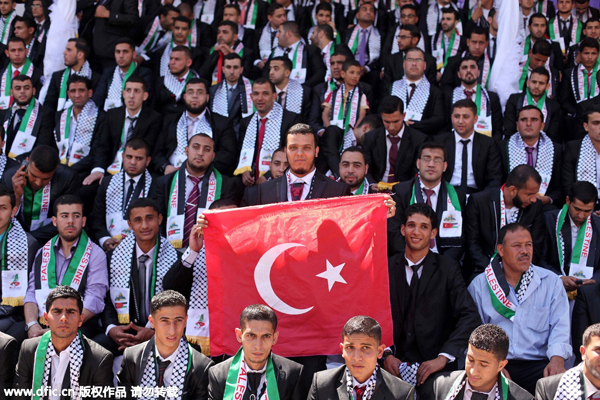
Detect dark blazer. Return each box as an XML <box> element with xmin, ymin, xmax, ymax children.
<box><xmin>388</xmin><ymin>251</ymin><xmax>481</xmax><ymax>363</ymax></box>
<box><xmin>198</xmin><ymin>46</ymin><xmax>257</xmax><ymax>82</ymax></box>
<box><xmin>44</xmin><ymin>68</ymin><xmax>100</xmax><ymax>114</ymax></box>
<box><xmin>102</xmin><ymin>238</ymin><xmax>194</xmax><ymax>327</ymax></box>
<box><xmin>401</xmin><ymin>83</ymin><xmax>446</xmax><ymax>136</ymax></box>
<box><xmin>92</xmin><ymin>0</ymin><xmax>139</xmax><ymax>59</ymax></box>
<box><xmin>434</xmin><ymin>130</ymin><xmax>503</xmax><ymax>192</ymax></box>
<box><xmin>2</xmin><ymin>165</ymin><xmax>80</xmax><ymax>245</ymax></box>
<box><xmin>53</xmin><ymin>107</ymin><xmax>105</xmax><ymax>178</ymax></box>
<box><xmin>91</xmin><ymin>65</ymin><xmax>155</xmax><ymax>109</ymax></box>
<box><xmin>562</xmin><ymin>138</ymin><xmax>590</xmax><ymax>197</ymax></box>
<box><xmin>558</xmin><ymin>66</ymin><xmax>598</xmax><ymax>119</ymax></box>
<box><xmin>0</xmin><ymin>103</ymin><xmax>55</xmax><ymax>161</ymax></box>
<box><xmin>208</xmin><ymin>353</ymin><xmax>304</xmax><ymax>400</ymax></box>
<box><xmin>363</xmin><ymin>125</ymin><xmax>429</xmax><ymax>183</ymax></box>
<box><xmin>464</xmin><ymin>188</ymin><xmax>545</xmax><ymax>279</ymax></box>
<box><xmin>440</xmin><ymin>52</ymin><xmax>494</xmax><ymax>95</ymax></box>
<box><xmin>382</xmin><ymin>50</ymin><xmax>437</xmax><ymax>90</ymax></box>
<box><xmin>231</xmin><ymin>0</ymin><xmax>268</xmax><ymax>32</ymax></box>
<box><xmin>534</xmin><ymin>373</ymin><xmax>564</xmax><ymax>400</ymax></box>
<box><xmin>14</xmin><ymin>334</ymin><xmax>114</xmax><ymax>400</ymax></box>
<box><xmin>241</xmin><ymin>169</ymin><xmax>351</xmax><ymax>206</ymax></box>
<box><xmin>154</xmin><ymin>72</ymin><xmax>199</xmax><ymax>116</ymax></box>
<box><xmin>118</xmin><ymin>336</ymin><xmax>214</xmax><ymax>400</ymax></box>
<box><xmin>572</xmin><ymin>282</ymin><xmax>600</xmax><ymax>362</ymax></box>
<box><xmin>308</xmin><ymin>365</ymin><xmax>414</xmax><ymax>400</ymax></box>
<box><xmin>264</xmin><ymin>43</ymin><xmax>326</xmax><ymax>87</ymax></box>
<box><xmin>154</xmin><ymin>111</ymin><xmax>236</xmax><ymax>175</ymax></box>
<box><xmin>237</xmin><ymin>109</ymin><xmax>302</xmax><ymax>154</ymax></box>
<box><xmin>421</xmin><ymin>370</ymin><xmax>533</xmax><ymax>400</ymax></box>
<box><xmin>388</xmin><ymin>178</ymin><xmax>466</xmax><ymax>261</ymax></box>
<box><xmin>0</xmin><ymin>331</ymin><xmax>17</xmax><ymax>392</ymax></box>
<box><xmin>499</xmin><ymin>136</ymin><xmax>562</xmax><ymax>205</ymax></box>
<box><xmin>91</xmin><ymin>105</ymin><xmax>162</xmax><ymax>172</ymax></box>
<box><xmin>503</xmin><ymin>91</ymin><xmax>562</xmax><ymax>143</ymax></box>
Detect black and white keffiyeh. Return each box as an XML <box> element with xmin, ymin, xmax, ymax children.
<box><xmin>259</xmin><ymin>23</ymin><xmax>278</xmax><ymax>60</ymax></box>
<box><xmin>240</xmin><ymin>103</ymin><xmax>283</xmax><ymax>154</ymax></box>
<box><xmin>160</xmin><ymin>42</ymin><xmax>174</xmax><ymax>77</ymax></box>
<box><xmin>190</xmin><ymin>247</ymin><xmax>207</xmax><ymax>309</ymax></box>
<box><xmin>507</xmin><ymin>131</ymin><xmax>554</xmax><ymax>181</ymax></box>
<box><xmin>164</xmin><ymin>69</ymin><xmax>198</xmax><ymax>101</ymax></box>
<box><xmin>445</xmin><ymin>372</ymin><xmax>502</xmax><ymax>400</ymax></box>
<box><xmin>553</xmin><ymin>363</ymin><xmax>584</xmax><ymax>400</ymax></box>
<box><xmin>4</xmin><ymin>218</ymin><xmax>29</xmax><ymax>271</ymax></box>
<box><xmin>345</xmin><ymin>365</ymin><xmax>378</xmax><ymax>400</ymax></box>
<box><xmin>194</xmin><ymin>0</ymin><xmax>216</xmax><ymax>22</ymax></box>
<box><xmin>212</xmin><ymin>79</ymin><xmax>253</xmax><ymax>117</ymax></box>
<box><xmin>399</xmin><ymin>362</ymin><xmax>419</xmax><ymax>386</ymax></box>
<box><xmin>391</xmin><ymin>78</ymin><xmax>430</xmax><ymax>115</ymax></box>
<box><xmin>348</xmin><ymin>26</ymin><xmax>381</xmax><ymax>65</ymax></box>
<box><xmin>515</xmin><ymin>265</ymin><xmax>534</xmax><ymax>302</ymax></box>
<box><xmin>426</xmin><ymin>3</ymin><xmax>441</xmax><ymax>37</ymax></box>
<box><xmin>41</xmin><ymin>334</ymin><xmax>84</xmax><ymax>399</ymax></box>
<box><xmin>0</xmin><ymin>153</ymin><xmax>6</xmax><ymax>177</ymax></box>
<box><xmin>577</xmin><ymin>134</ymin><xmax>597</xmax><ymax>186</ymax></box>
<box><xmin>105</xmin><ymin>67</ymin><xmax>127</xmax><ymax>110</ymax></box>
<box><xmin>71</xmin><ymin>101</ymin><xmax>98</xmax><ymax>147</ymax></box>
<box><xmin>283</xmin><ymin>79</ymin><xmax>303</xmax><ymax>114</ymax></box>
<box><xmin>106</xmin><ymin>170</ymin><xmax>152</xmax><ymax>217</ymax></box>
<box><xmin>57</xmin><ymin>61</ymin><xmax>93</xmax><ymax>111</ymax></box>
<box><xmin>140</xmin><ymin>338</ymin><xmax>190</xmax><ymax>400</ymax></box>
<box><xmin>172</xmin><ymin>112</ymin><xmax>214</xmax><ymax>160</ymax></box>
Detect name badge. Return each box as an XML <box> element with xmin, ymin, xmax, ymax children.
<box><xmin>439</xmin><ymin>210</ymin><xmax>462</xmax><ymax>238</ymax></box>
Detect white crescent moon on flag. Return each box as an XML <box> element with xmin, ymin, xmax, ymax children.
<box><xmin>254</xmin><ymin>243</ymin><xmax>314</xmax><ymax>315</ymax></box>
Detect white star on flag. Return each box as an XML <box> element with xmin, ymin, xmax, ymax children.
<box><xmin>316</xmin><ymin>260</ymin><xmax>347</xmax><ymax>291</ymax></box>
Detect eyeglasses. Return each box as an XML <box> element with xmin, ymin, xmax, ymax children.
<box><xmin>405</xmin><ymin>58</ymin><xmax>425</xmax><ymax>63</ymax></box>
<box><xmin>396</xmin><ymin>35</ymin><xmax>412</xmax><ymax>40</ymax></box>
<box><xmin>420</xmin><ymin>156</ymin><xmax>444</xmax><ymax>164</ymax></box>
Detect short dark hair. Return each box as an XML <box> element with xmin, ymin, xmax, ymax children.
<box><xmin>569</xmin><ymin>181</ymin><xmax>599</xmax><ymax>205</ymax></box>
<box><xmin>441</xmin><ymin>6</ymin><xmax>459</xmax><ymax>20</ymax></box>
<box><xmin>341</xmin><ymin>146</ymin><xmax>366</xmax><ymax>163</ymax></box>
<box><xmin>115</xmin><ymin>37</ymin><xmax>136</xmax><ymax>50</ymax></box>
<box><xmin>125</xmin><ymin>75</ymin><xmax>148</xmax><ymax>92</ymax></box>
<box><xmin>174</xmin><ymin>15</ymin><xmax>191</xmax><ymax>28</ymax></box>
<box><xmin>528</xmin><ymin>12</ymin><xmax>546</xmax><ymax>26</ymax></box>
<box><xmin>126</xmin><ymin>198</ymin><xmax>161</xmax><ymax>220</ymax></box>
<box><xmin>159</xmin><ymin>4</ymin><xmax>179</xmax><ymax>17</ymax></box>
<box><xmin>405</xmin><ymin>203</ymin><xmax>437</xmax><ymax>228</ymax></box>
<box><xmin>331</xmin><ymin>49</ymin><xmax>352</xmax><ymax>61</ymax></box>
<box><xmin>583</xmin><ymin>323</ymin><xmax>600</xmax><ymax>347</ymax></box>
<box><xmin>419</xmin><ymin>142</ymin><xmax>446</xmax><ymax>161</ymax></box>
<box><xmin>315</xmin><ymin>2</ymin><xmax>332</xmax><ymax>13</ymax></box>
<box><xmin>530</xmin><ymin>66</ymin><xmax>550</xmax><ymax>82</ymax></box>
<box><xmin>29</xmin><ymin>145</ymin><xmax>59</xmax><ymax>173</ymax></box>
<box><xmin>7</xmin><ymin>36</ymin><xmax>25</xmax><ymax>48</ymax></box>
<box><xmin>584</xmin><ymin>17</ymin><xmax>600</xmax><ymax>30</ymax></box>
<box><xmin>267</xmin><ymin>2</ymin><xmax>284</xmax><ymax>16</ymax></box>
<box><xmin>124</xmin><ymin>137</ymin><xmax>151</xmax><ymax>157</ymax></box>
<box><xmin>281</xmin><ymin>21</ymin><xmax>301</xmax><ymax>38</ymax></box>
<box><xmin>224</xmin><ymin>3</ymin><xmax>241</xmax><ymax>14</ymax></box>
<box><xmin>253</xmin><ymin>77</ymin><xmax>276</xmax><ymax>93</ymax></box>
<box><xmin>224</xmin><ymin>52</ymin><xmax>243</xmax><ymax>64</ymax></box>
<box><xmin>580</xmin><ymin>36</ymin><xmax>600</xmax><ymax>53</ymax></box>
<box><xmin>498</xmin><ymin>223</ymin><xmax>530</xmax><ymax>246</ymax></box>
<box><xmin>13</xmin><ymin>16</ymin><xmax>36</xmax><ymax>30</ymax></box>
<box><xmin>209</xmin><ymin>198</ymin><xmax>238</xmax><ymax>209</ymax></box>
<box><xmin>45</xmin><ymin>286</ymin><xmax>83</xmax><ymax>313</ymax></box>
<box><xmin>286</xmin><ymin>123</ymin><xmax>319</xmax><ymax>147</ymax></box>
<box><xmin>342</xmin><ymin>316</ymin><xmax>382</xmax><ymax>344</ymax></box>
<box><xmin>356</xmin><ymin>114</ymin><xmax>382</xmax><ymax>131</ymax></box>
<box><xmin>172</xmin><ymin>44</ymin><xmax>192</xmax><ymax>59</ymax></box>
<box><xmin>400</xmin><ymin>4</ymin><xmax>418</xmax><ymax>14</ymax></box>
<box><xmin>505</xmin><ymin>164</ymin><xmax>542</xmax><ymax>189</ymax></box>
<box><xmin>53</xmin><ymin>194</ymin><xmax>84</xmax><ymax>216</ymax></box>
<box><xmin>400</xmin><ymin>24</ymin><xmax>421</xmax><ymax>39</ymax></box>
<box><xmin>68</xmin><ymin>38</ymin><xmax>90</xmax><ymax>59</ymax></box>
<box><xmin>531</xmin><ymin>39</ymin><xmax>552</xmax><ymax>57</ymax></box>
<box><xmin>517</xmin><ymin>104</ymin><xmax>544</xmax><ymax>122</ymax></box>
<box><xmin>468</xmin><ymin>25</ymin><xmax>489</xmax><ymax>40</ymax></box>
<box><xmin>240</xmin><ymin>304</ymin><xmax>278</xmax><ymax>331</ymax></box>
<box><xmin>451</xmin><ymin>99</ymin><xmax>477</xmax><ymax>116</ymax></box>
<box><xmin>342</xmin><ymin>59</ymin><xmax>361</xmax><ymax>71</ymax></box>
<box><xmin>315</xmin><ymin>24</ymin><xmax>334</xmax><ymax>41</ymax></box>
<box><xmin>271</xmin><ymin>56</ymin><xmax>293</xmax><ymax>71</ymax></box>
<box><xmin>185</xmin><ymin>77</ymin><xmax>209</xmax><ymax>93</ymax></box>
<box><xmin>0</xmin><ymin>185</ymin><xmax>15</xmax><ymax>208</ymax></box>
<box><xmin>150</xmin><ymin>290</ymin><xmax>187</xmax><ymax>314</ymax></box>
<box><xmin>12</xmin><ymin>74</ymin><xmax>33</xmax><ymax>87</ymax></box>
<box><xmin>188</xmin><ymin>133</ymin><xmax>214</xmax><ymax>146</ymax></box>
<box><xmin>458</xmin><ymin>55</ymin><xmax>480</xmax><ymax>70</ymax></box>
<box><xmin>218</xmin><ymin>20</ymin><xmax>238</xmax><ymax>34</ymax></box>
<box><xmin>67</xmin><ymin>75</ymin><xmax>92</xmax><ymax>90</ymax></box>
<box><xmin>379</xmin><ymin>95</ymin><xmax>404</xmax><ymax>114</ymax></box>
<box><xmin>584</xmin><ymin>105</ymin><xmax>600</xmax><ymax>123</ymax></box>
<box><xmin>469</xmin><ymin>324</ymin><xmax>509</xmax><ymax>361</ymax></box>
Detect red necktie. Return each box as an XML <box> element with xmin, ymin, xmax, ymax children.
<box><xmin>464</xmin><ymin>89</ymin><xmax>475</xmax><ymax>98</ymax></box>
<box><xmin>217</xmin><ymin>51</ymin><xmax>224</xmax><ymax>83</ymax></box>
<box><xmin>423</xmin><ymin>188</ymin><xmax>436</xmax><ymax>249</ymax></box>
<box><xmin>355</xmin><ymin>386</ymin><xmax>366</xmax><ymax>400</ymax></box>
<box><xmin>388</xmin><ymin>135</ymin><xmax>400</xmax><ymax>183</ymax></box>
<box><xmin>255</xmin><ymin>118</ymin><xmax>267</xmax><ymax>172</ymax></box>
<box><xmin>9</xmin><ymin>69</ymin><xmax>19</xmax><ymax>106</ymax></box>
<box><xmin>290</xmin><ymin>182</ymin><xmax>304</xmax><ymax>201</ymax></box>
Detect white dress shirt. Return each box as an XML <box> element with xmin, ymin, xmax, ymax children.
<box><xmin>156</xmin><ymin>343</ymin><xmax>181</xmax><ymax>387</ymax></box>
<box><xmin>383</xmin><ymin>125</ymin><xmax>405</xmax><ymax>181</ymax></box>
<box><xmin>49</xmin><ymin>344</ymin><xmax>73</xmax><ymax>400</ymax></box>
<box><xmin>287</xmin><ymin>168</ymin><xmax>317</xmax><ymax>201</ymax></box>
<box><xmin>419</xmin><ymin>179</ymin><xmax>441</xmax><ymax>212</ymax></box>
<box><xmin>449</xmin><ymin>130</ymin><xmax>476</xmax><ymax>188</ymax></box>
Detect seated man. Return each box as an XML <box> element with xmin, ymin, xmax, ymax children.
<box><xmin>339</xmin><ymin>146</ymin><xmax>370</xmax><ymax>195</ymax></box>
<box><xmin>537</xmin><ymin>323</ymin><xmax>600</xmax><ymax>399</ymax></box>
<box><xmin>421</xmin><ymin>324</ymin><xmax>533</xmax><ymax>400</ymax></box>
<box><xmin>385</xmin><ymin>203</ymin><xmax>480</xmax><ymax>389</ymax></box>
<box><xmin>308</xmin><ymin>316</ymin><xmax>414</xmax><ymax>400</ymax></box>
<box><xmin>118</xmin><ymin>290</ymin><xmax>214</xmax><ymax>399</ymax></box>
<box><xmin>256</xmin><ymin>147</ymin><xmax>288</xmax><ymax>183</ymax></box>
<box><xmin>269</xmin><ymin>56</ymin><xmax>312</xmax><ymax>120</ymax></box>
<box><xmin>208</xmin><ymin>304</ymin><xmax>305</xmax><ymax>400</ymax></box>
<box><xmin>23</xmin><ymin>195</ymin><xmax>107</xmax><ymax>340</ymax></box>
<box><xmin>468</xmin><ymin>223</ymin><xmax>572</xmax><ymax>394</ymax></box>
<box><xmin>14</xmin><ymin>286</ymin><xmax>113</xmax><ymax>400</ymax></box>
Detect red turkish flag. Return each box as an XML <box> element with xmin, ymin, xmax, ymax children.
<box><xmin>203</xmin><ymin>195</ymin><xmax>393</xmax><ymax>357</ymax></box>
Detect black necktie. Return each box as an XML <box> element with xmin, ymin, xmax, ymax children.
<box><xmin>407</xmin><ymin>83</ymin><xmax>416</xmax><ymax>105</ymax></box>
<box><xmin>404</xmin><ymin>263</ymin><xmax>421</xmax><ymax>343</ymax></box>
<box><xmin>460</xmin><ymin>139</ymin><xmax>471</xmax><ymax>191</ymax></box>
<box><xmin>13</xmin><ymin>108</ymin><xmax>25</xmax><ymax>130</ymax></box>
<box><xmin>471</xmin><ymin>392</ymin><xmax>489</xmax><ymax>400</ymax></box>
<box><xmin>124</xmin><ymin>178</ymin><xmax>135</xmax><ymax>216</ymax></box>
<box><xmin>271</xmin><ymin>30</ymin><xmax>278</xmax><ymax>47</ymax></box>
<box><xmin>283</xmin><ymin>47</ymin><xmax>292</xmax><ymax>57</ymax></box>
<box><xmin>137</xmin><ymin>254</ymin><xmax>150</xmax><ymax>321</ymax></box>
<box><xmin>127</xmin><ymin>116</ymin><xmax>137</xmax><ymax>141</ymax></box>
<box><xmin>157</xmin><ymin>358</ymin><xmax>171</xmax><ymax>400</ymax></box>
<box><xmin>247</xmin><ymin>372</ymin><xmax>262</xmax><ymax>398</ymax></box>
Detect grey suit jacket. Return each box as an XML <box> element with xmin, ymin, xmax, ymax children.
<box><xmin>0</xmin><ymin>331</ymin><xmax>17</xmax><ymax>391</ymax></box>
<box><xmin>307</xmin><ymin>365</ymin><xmax>414</xmax><ymax>400</ymax></box>
<box><xmin>535</xmin><ymin>373</ymin><xmax>563</xmax><ymax>400</ymax></box>
<box><xmin>208</xmin><ymin>353</ymin><xmax>304</xmax><ymax>400</ymax></box>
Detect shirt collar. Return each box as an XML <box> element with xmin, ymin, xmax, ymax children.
<box><xmin>405</xmin><ymin>77</ymin><xmax>423</xmax><ymax>86</ymax></box>
<box><xmin>156</xmin><ymin>342</ymin><xmax>180</xmax><ymax>363</ymax></box>
<box><xmin>126</xmin><ymin>108</ymin><xmax>142</xmax><ymax>119</ymax></box>
<box><xmin>519</xmin><ymin>137</ymin><xmax>538</xmax><ymax>148</ymax></box>
<box><xmin>405</xmin><ymin>254</ymin><xmax>427</xmax><ymax>266</ymax></box>
<box><xmin>454</xmin><ymin>130</ymin><xmax>474</xmax><ymax>143</ymax></box>
<box><xmin>186</xmin><ymin>109</ymin><xmax>207</xmax><ymax>121</ymax></box>
<box><xmin>184</xmin><ymin>167</ymin><xmax>204</xmax><ymax>182</ymax></box>
<box><xmin>465</xmin><ymin>380</ymin><xmax>497</xmax><ymax>400</ymax></box>
<box><xmin>584</xmin><ymin>371</ymin><xmax>600</xmax><ymax>397</ymax></box>
<box><xmin>135</xmin><ymin>243</ymin><xmax>156</xmax><ymax>259</ymax></box>
<box><xmin>289</xmin><ymin>167</ymin><xmax>316</xmax><ymax>185</ymax></box>
<box><xmin>352</xmin><ymin>372</ymin><xmax>376</xmax><ymax>388</ymax></box>
<box><xmin>419</xmin><ymin>179</ymin><xmax>441</xmax><ymax>197</ymax></box>
<box><xmin>54</xmin><ymin>236</ymin><xmax>81</xmax><ymax>253</ymax></box>
<box><xmin>322</xmin><ymin>41</ymin><xmax>333</xmax><ymax>55</ymax></box>
<box><xmin>275</xmin><ymin>83</ymin><xmax>289</xmax><ymax>94</ymax></box>
<box><xmin>226</xmin><ymin>81</ymin><xmax>239</xmax><ymax>90</ymax></box>
<box><xmin>257</xmin><ymin>108</ymin><xmax>274</xmax><ymax>120</ymax></box>
<box><xmin>125</xmin><ymin>171</ymin><xmax>144</xmax><ymax>184</ymax></box>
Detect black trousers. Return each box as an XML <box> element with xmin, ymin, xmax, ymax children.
<box><xmin>505</xmin><ymin>358</ymin><xmax>548</xmax><ymax>395</ymax></box>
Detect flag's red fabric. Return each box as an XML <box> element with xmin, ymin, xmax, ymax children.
<box><xmin>204</xmin><ymin>194</ymin><xmax>393</xmax><ymax>357</ymax></box>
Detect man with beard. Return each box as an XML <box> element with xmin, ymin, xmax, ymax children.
<box><xmin>338</xmin><ymin>146</ymin><xmax>370</xmax><ymax>195</ymax></box>
<box><xmin>468</xmin><ymin>223</ymin><xmax>571</xmax><ymax>394</ymax></box>
<box><xmin>154</xmin><ymin>78</ymin><xmax>236</xmax><ymax>176</ymax></box>
<box><xmin>430</xmin><ymin>8</ymin><xmax>466</xmax><ymax>82</ymax></box>
<box><xmin>269</xmin><ymin>56</ymin><xmax>312</xmax><ymax>120</ymax></box>
<box><xmin>22</xmin><ymin>195</ymin><xmax>108</xmax><ymax>339</ymax></box>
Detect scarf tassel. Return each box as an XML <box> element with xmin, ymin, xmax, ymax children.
<box><xmin>186</xmin><ymin>336</ymin><xmax>210</xmax><ymax>356</ymax></box>
<box><xmin>233</xmin><ymin>166</ymin><xmax>252</xmax><ymax>176</ymax></box>
<box><xmin>1</xmin><ymin>296</ymin><xmax>23</xmax><ymax>307</ymax></box>
<box><xmin>117</xmin><ymin>314</ymin><xmax>130</xmax><ymax>324</ymax></box>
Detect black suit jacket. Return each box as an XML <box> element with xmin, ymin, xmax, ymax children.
<box><xmin>558</xmin><ymin>66</ymin><xmax>599</xmax><ymax>120</ymax></box>
<box><xmin>0</xmin><ymin>103</ymin><xmax>55</xmax><ymax>161</ymax></box>
<box><xmin>264</xmin><ymin>43</ymin><xmax>326</xmax><ymax>87</ymax></box>
<box><xmin>208</xmin><ymin>353</ymin><xmax>304</xmax><ymax>400</ymax></box>
<box><xmin>572</xmin><ymin>282</ymin><xmax>600</xmax><ymax>362</ymax></box>
<box><xmin>534</xmin><ymin>373</ymin><xmax>564</xmax><ymax>400</ymax></box>
<box><xmin>308</xmin><ymin>365</ymin><xmax>414</xmax><ymax>400</ymax></box>
<box><xmin>154</xmin><ymin>110</ymin><xmax>236</xmax><ymax>175</ymax></box>
<box><xmin>241</xmin><ymin>169</ymin><xmax>351</xmax><ymax>206</ymax></box>
<box><xmin>435</xmin><ymin>130</ymin><xmax>503</xmax><ymax>192</ymax></box>
<box><xmin>363</xmin><ymin>125</ymin><xmax>428</xmax><ymax>183</ymax></box>
<box><xmin>154</xmin><ymin>73</ymin><xmax>200</xmax><ymax>116</ymax></box>
<box><xmin>2</xmin><ymin>165</ymin><xmax>80</xmax><ymax>244</ymax></box>
<box><xmin>401</xmin><ymin>83</ymin><xmax>446</xmax><ymax>136</ymax></box>
<box><xmin>0</xmin><ymin>331</ymin><xmax>16</xmax><ymax>392</ymax></box>
<box><xmin>388</xmin><ymin>178</ymin><xmax>466</xmax><ymax>261</ymax></box>
<box><xmin>541</xmin><ymin>210</ymin><xmax>600</xmax><ymax>276</ymax></box>
<box><xmin>388</xmin><ymin>251</ymin><xmax>481</xmax><ymax>363</ymax></box>
<box><xmin>102</xmin><ymin>238</ymin><xmax>194</xmax><ymax>327</ymax></box>
<box><xmin>118</xmin><ymin>336</ymin><xmax>214</xmax><ymax>400</ymax></box>
<box><xmin>198</xmin><ymin>46</ymin><xmax>257</xmax><ymax>82</ymax></box>
<box><xmin>92</xmin><ymin>0</ymin><xmax>139</xmax><ymax>59</ymax></box>
<box><xmin>464</xmin><ymin>188</ymin><xmax>545</xmax><ymax>279</ymax></box>
<box><xmin>44</xmin><ymin>68</ymin><xmax>100</xmax><ymax>114</ymax></box>
<box><xmin>503</xmin><ymin>92</ymin><xmax>562</xmax><ymax>143</ymax></box>
<box><xmin>14</xmin><ymin>335</ymin><xmax>114</xmax><ymax>400</ymax></box>
<box><xmin>440</xmin><ymin>53</ymin><xmax>494</xmax><ymax>94</ymax></box>
<box><xmin>91</xmin><ymin>65</ymin><xmax>155</xmax><ymax>109</ymax></box>
<box><xmin>237</xmin><ymin>109</ymin><xmax>302</xmax><ymax>155</ymax></box>
<box><xmin>382</xmin><ymin>50</ymin><xmax>437</xmax><ymax>90</ymax></box>
<box><xmin>421</xmin><ymin>371</ymin><xmax>534</xmax><ymax>400</ymax></box>
<box><xmin>562</xmin><ymin>138</ymin><xmax>590</xmax><ymax>197</ymax></box>
<box><xmin>92</xmin><ymin>105</ymin><xmax>162</xmax><ymax>172</ymax></box>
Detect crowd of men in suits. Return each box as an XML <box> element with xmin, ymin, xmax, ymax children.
<box><xmin>3</xmin><ymin>0</ymin><xmax>600</xmax><ymax>397</ymax></box>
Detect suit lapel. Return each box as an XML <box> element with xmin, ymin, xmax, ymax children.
<box><xmin>446</xmin><ymin>134</ymin><xmax>456</xmax><ymax>177</ymax></box>
<box><xmin>115</xmin><ymin>109</ymin><xmax>126</xmax><ymax>143</ymax></box>
<box><xmin>31</xmin><ymin>105</ymin><xmax>42</xmax><ymax>138</ymax></box>
<box><xmin>177</xmin><ymin>164</ymin><xmax>187</xmax><ymax>215</ymax></box>
<box><xmin>436</xmin><ymin>181</ymin><xmax>448</xmax><ymax>227</ymax></box>
<box><xmin>137</xmin><ymin>338</ymin><xmax>155</xmax><ymax>385</ymax></box>
<box><xmin>416</xmin><ymin>252</ymin><xmax>436</xmax><ymax>299</ymax></box>
<box><xmin>336</xmin><ymin>369</ymin><xmax>350</xmax><ymax>400</ymax></box>
<box><xmin>472</xmin><ymin>133</ymin><xmax>481</xmax><ymax>187</ymax></box>
<box><xmin>376</xmin><ymin>131</ymin><xmax>387</xmax><ymax>178</ymax></box>
<box><xmin>276</xmin><ymin>176</ymin><xmax>287</xmax><ymax>203</ymax></box>
<box><xmin>395</xmin><ymin>126</ymin><xmax>410</xmax><ymax>176</ymax></box>
<box><xmin>311</xmin><ymin>172</ymin><xmax>327</xmax><ymax>199</ymax></box>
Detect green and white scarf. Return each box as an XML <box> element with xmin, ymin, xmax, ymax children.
<box><xmin>223</xmin><ymin>348</ymin><xmax>280</xmax><ymax>400</ymax></box>
<box><xmin>485</xmin><ymin>258</ymin><xmax>534</xmax><ymax>320</ymax></box>
<box><xmin>555</xmin><ymin>204</ymin><xmax>593</xmax><ymax>275</ymax></box>
<box><xmin>139</xmin><ymin>338</ymin><xmax>191</xmax><ymax>400</ymax></box>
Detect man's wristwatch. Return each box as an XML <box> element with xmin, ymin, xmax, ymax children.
<box><xmin>24</xmin><ymin>320</ymin><xmax>39</xmax><ymax>332</ymax></box>
<box><xmin>381</xmin><ymin>349</ymin><xmax>393</xmax><ymax>362</ymax></box>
